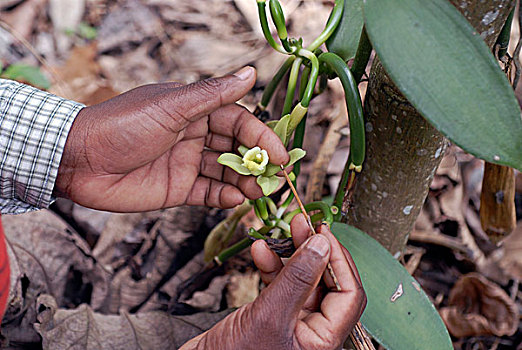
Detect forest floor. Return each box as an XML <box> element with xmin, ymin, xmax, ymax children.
<box><xmin>0</xmin><ymin>1</ymin><xmax>521</xmax><ymax>349</ymax></box>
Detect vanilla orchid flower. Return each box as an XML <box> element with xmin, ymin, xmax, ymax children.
<box><xmin>217</xmin><ymin>145</ymin><xmax>305</xmax><ymax>196</ymax></box>
<box><xmin>242</xmin><ymin>147</ymin><xmax>269</xmax><ymax>176</ymax></box>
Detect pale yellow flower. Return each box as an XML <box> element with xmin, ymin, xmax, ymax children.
<box><xmin>242</xmin><ymin>147</ymin><xmax>269</xmax><ymax>176</ymax></box>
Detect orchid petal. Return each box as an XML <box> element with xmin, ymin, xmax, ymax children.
<box><xmin>217</xmin><ymin>153</ymin><xmax>251</xmax><ymax>175</ymax></box>
<box><xmin>256</xmin><ymin>175</ymin><xmax>280</xmax><ymax>196</ymax></box>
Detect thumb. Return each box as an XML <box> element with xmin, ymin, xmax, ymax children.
<box><xmin>255</xmin><ymin>234</ymin><xmax>330</xmax><ymax>323</ymax></box>
<box><xmin>161</xmin><ymin>66</ymin><xmax>256</xmax><ymax>122</ymax></box>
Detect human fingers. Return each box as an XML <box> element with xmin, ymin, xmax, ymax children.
<box><xmin>252</xmin><ymin>234</ymin><xmax>330</xmax><ymax>324</ymax></box>
<box><xmin>251</xmin><ymin>240</ymin><xmax>284</xmax><ymax>285</ymax></box>
<box><xmin>317</xmin><ymin>224</ymin><xmax>363</xmax><ymax>288</ymax></box>
<box><xmin>208</xmin><ymin>104</ymin><xmax>289</xmax><ymax>165</ymax></box>
<box><xmin>290</xmin><ymin>213</ymin><xmax>311</xmax><ymax>248</ymax></box>
<box><xmin>300</xmin><ymin>227</ymin><xmax>366</xmax><ymax>344</ymax></box>
<box><xmin>252</xmin><ymin>225</ymin><xmax>325</xmax><ymax>314</ymax></box>
<box><xmin>340</xmin><ymin>243</ymin><xmax>363</xmax><ymax>286</ymax></box>
<box><xmin>184</xmin><ymin>177</ymin><xmax>245</xmax><ymax>209</ymax></box>
<box><xmin>158</xmin><ymin>67</ymin><xmax>257</xmax><ymax>126</ymax></box>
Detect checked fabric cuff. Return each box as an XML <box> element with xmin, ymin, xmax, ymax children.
<box><xmin>0</xmin><ymin>79</ymin><xmax>84</xmax><ymax>214</ymax></box>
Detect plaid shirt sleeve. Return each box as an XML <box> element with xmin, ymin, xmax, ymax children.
<box><xmin>0</xmin><ymin>79</ymin><xmax>84</xmax><ymax>214</ymax></box>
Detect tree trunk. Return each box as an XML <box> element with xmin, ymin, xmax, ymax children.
<box><xmin>342</xmin><ymin>0</ymin><xmax>514</xmax><ymax>255</ymax></box>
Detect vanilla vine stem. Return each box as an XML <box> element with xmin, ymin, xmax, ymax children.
<box><xmin>306</xmin><ymin>0</ymin><xmax>345</xmax><ymax>51</ymax></box>
<box><xmin>256</xmin><ymin>0</ymin><xmax>286</xmax><ymax>53</ymax></box>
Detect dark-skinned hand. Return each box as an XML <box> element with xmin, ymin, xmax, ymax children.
<box><xmin>181</xmin><ymin>214</ymin><xmax>366</xmax><ymax>350</ymax></box>
<box><xmin>54</xmin><ymin>67</ymin><xmax>289</xmax><ymax>212</ymax></box>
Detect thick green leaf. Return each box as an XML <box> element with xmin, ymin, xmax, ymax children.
<box><xmin>364</xmin><ymin>0</ymin><xmax>522</xmax><ymax>170</ymax></box>
<box><xmin>325</xmin><ymin>0</ymin><xmax>363</xmax><ymax>61</ymax></box>
<box><xmin>2</xmin><ymin>64</ymin><xmax>51</xmax><ymax>89</ymax></box>
<box><xmin>331</xmin><ymin>222</ymin><xmax>452</xmax><ymax>350</ymax></box>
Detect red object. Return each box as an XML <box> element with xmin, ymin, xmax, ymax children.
<box><xmin>0</xmin><ymin>215</ymin><xmax>9</xmax><ymax>323</ymax></box>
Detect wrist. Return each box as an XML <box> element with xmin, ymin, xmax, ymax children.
<box><xmin>53</xmin><ymin>106</ymin><xmax>91</xmax><ymax>199</ymax></box>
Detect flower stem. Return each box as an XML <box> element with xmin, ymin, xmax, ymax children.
<box><xmin>257</xmin><ymin>0</ymin><xmax>286</xmax><ymax>54</ymax></box>
<box><xmin>306</xmin><ymin>0</ymin><xmax>344</xmax><ymax>51</ymax></box>
<box><xmin>297</xmin><ymin>48</ymin><xmax>319</xmax><ymax>108</ymax></box>
<box><xmin>215</xmin><ymin>237</ymin><xmax>253</xmax><ymax>265</ymax></box>
<box><xmin>259</xmin><ymin>56</ymin><xmax>296</xmax><ymax>109</ymax></box>
<box><xmin>318</xmin><ymin>52</ymin><xmax>365</xmax><ymax>170</ymax></box>
<box><xmin>283</xmin><ymin>57</ymin><xmax>303</xmax><ymax>116</ymax></box>
<box><xmin>283</xmin><ymin>201</ymin><xmax>334</xmax><ymax>226</ymax></box>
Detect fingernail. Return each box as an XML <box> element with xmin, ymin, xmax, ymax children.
<box><xmin>306</xmin><ymin>235</ymin><xmax>329</xmax><ymax>257</ymax></box>
<box><xmin>233</xmin><ymin>66</ymin><xmax>254</xmax><ymax>81</ymax></box>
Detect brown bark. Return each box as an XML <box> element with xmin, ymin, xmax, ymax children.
<box><xmin>480</xmin><ymin>163</ymin><xmax>516</xmax><ymax>243</ymax></box>
<box><xmin>342</xmin><ymin>0</ymin><xmax>514</xmax><ymax>254</ymax></box>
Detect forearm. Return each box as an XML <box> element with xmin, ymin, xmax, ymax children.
<box><xmin>0</xmin><ymin>79</ymin><xmax>83</xmax><ymax>214</ymax></box>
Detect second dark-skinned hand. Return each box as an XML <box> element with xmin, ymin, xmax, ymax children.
<box><xmin>180</xmin><ymin>214</ymin><xmax>367</xmax><ymax>350</ymax></box>
<box><xmin>54</xmin><ymin>67</ymin><xmax>289</xmax><ymax>212</ymax></box>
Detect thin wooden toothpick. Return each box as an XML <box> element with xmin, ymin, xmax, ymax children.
<box><xmin>280</xmin><ymin>165</ymin><xmax>376</xmax><ymax>350</ymax></box>
<box><xmin>280</xmin><ymin>165</ymin><xmax>341</xmax><ymax>290</ymax></box>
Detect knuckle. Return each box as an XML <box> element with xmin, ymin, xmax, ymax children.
<box><xmin>256</xmin><ymin>127</ymin><xmax>270</xmax><ymax>145</ymax></box>
<box><xmin>351</xmin><ymin>284</ymin><xmax>367</xmax><ymax>313</ymax></box>
<box><xmin>321</xmin><ymin>329</ymin><xmax>340</xmax><ymax>348</ymax></box>
<box><xmin>281</xmin><ymin>260</ymin><xmax>317</xmax><ymax>288</ymax></box>
<box><xmin>198</xmin><ymin>78</ymin><xmax>223</xmax><ymax>95</ymax></box>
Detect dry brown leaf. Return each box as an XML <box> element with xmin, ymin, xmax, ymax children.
<box><xmin>440</xmin><ymin>273</ymin><xmax>519</xmax><ymax>338</ymax></box>
<box><xmin>226</xmin><ymin>270</ymin><xmax>260</xmax><ymax>308</ymax></box>
<box><xmin>0</xmin><ymin>0</ymin><xmax>24</xmax><ymax>9</ymax></box>
<box><xmin>0</xmin><ymin>210</ymin><xmax>109</xmax><ymax>344</ymax></box>
<box><xmin>184</xmin><ymin>275</ymin><xmax>229</xmax><ymax>311</ymax></box>
<box><xmin>49</xmin><ymin>0</ymin><xmax>86</xmax><ymax>53</ymax></box>
<box><xmin>101</xmin><ymin>207</ymin><xmax>210</xmax><ymax>313</ymax></box>
<box><xmin>234</xmin><ymin>0</ymin><xmax>265</xmax><ymax>36</ymax></box>
<box><xmin>497</xmin><ymin>221</ymin><xmax>522</xmax><ymax>281</ymax></box>
<box><xmin>53</xmin><ymin>199</ymin><xmax>112</xmax><ymax>243</ymax></box>
<box><xmin>139</xmin><ymin>251</ymin><xmax>208</xmax><ymax>313</ymax></box>
<box><xmin>289</xmin><ymin>0</ymin><xmax>332</xmax><ymax>47</ymax></box>
<box><xmin>428</xmin><ymin>151</ymin><xmax>487</xmax><ymax>267</ymax></box>
<box><xmin>173</xmin><ymin>33</ymin><xmax>261</xmax><ymax>78</ymax></box>
<box><xmin>0</xmin><ymin>0</ymin><xmax>47</xmax><ymax>40</ymax></box>
<box><xmin>92</xmin><ymin>211</ymin><xmax>153</xmax><ymax>266</ymax></box>
<box><xmin>96</xmin><ymin>0</ymin><xmax>160</xmax><ymax>53</ymax></box>
<box><xmin>2</xmin><ymin>210</ymin><xmax>110</xmax><ymax>309</ymax></box>
<box><xmin>149</xmin><ymin>0</ymin><xmax>245</xmax><ymax>37</ymax></box>
<box><xmin>98</xmin><ymin>43</ymin><xmax>161</xmax><ymax>93</ymax></box>
<box><xmin>50</xmin><ymin>44</ymin><xmax>119</xmax><ymax>104</ymax></box>
<box><xmin>34</xmin><ymin>294</ymin><xmax>232</xmax><ymax>350</ymax></box>
<box><xmin>305</xmin><ymin>105</ymin><xmax>346</xmax><ymax>202</ymax></box>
